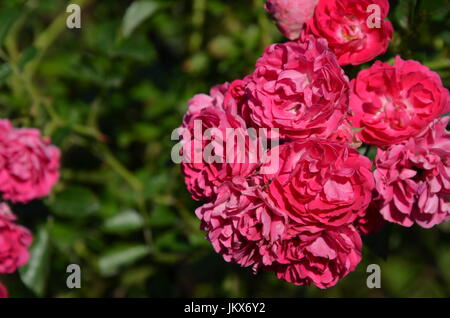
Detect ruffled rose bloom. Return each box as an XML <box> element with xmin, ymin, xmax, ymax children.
<box><xmin>303</xmin><ymin>0</ymin><xmax>393</xmax><ymax>65</ymax></box>
<box><xmin>350</xmin><ymin>57</ymin><xmax>450</xmax><ymax>146</ymax></box>
<box><xmin>195</xmin><ymin>174</ymin><xmax>364</xmax><ymax>289</ymax></box>
<box><xmin>182</xmin><ymin>83</ymin><xmax>229</xmax><ymax>128</ymax></box>
<box><xmin>0</xmin><ymin>203</ymin><xmax>33</xmax><ymax>273</ymax></box>
<box><xmin>272</xmin><ymin>225</ymin><xmax>362</xmax><ymax>289</ymax></box>
<box><xmin>374</xmin><ymin>117</ymin><xmax>450</xmax><ymax>228</ymax></box>
<box><xmin>265</xmin><ymin>0</ymin><xmax>319</xmax><ymax>40</ymax></box>
<box><xmin>0</xmin><ymin>120</ymin><xmax>60</xmax><ymax>203</ymax></box>
<box><xmin>329</xmin><ymin>119</ymin><xmax>362</xmax><ymax>149</ymax></box>
<box><xmin>0</xmin><ymin>282</ymin><xmax>8</xmax><ymax>298</ymax></box>
<box><xmin>180</xmin><ymin>84</ymin><xmax>260</xmax><ymax>201</ymax></box>
<box><xmin>241</xmin><ymin>36</ymin><xmax>349</xmax><ymax>141</ymax></box>
<box><xmin>195</xmin><ymin>176</ymin><xmax>287</xmax><ymax>270</ymax></box>
<box><xmin>260</xmin><ymin>140</ymin><xmax>374</xmax><ymax>227</ymax></box>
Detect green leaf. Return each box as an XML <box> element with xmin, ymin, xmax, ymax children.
<box><xmin>19</xmin><ymin>226</ymin><xmax>52</xmax><ymax>297</ymax></box>
<box><xmin>50</xmin><ymin>186</ymin><xmax>100</xmax><ymax>219</ymax></box>
<box><xmin>184</xmin><ymin>52</ymin><xmax>210</xmax><ymax>74</ymax></box>
<box><xmin>98</xmin><ymin>244</ymin><xmax>150</xmax><ymax>276</ymax></box>
<box><xmin>419</xmin><ymin>0</ymin><xmax>450</xmax><ymax>22</ymax></box>
<box><xmin>395</xmin><ymin>0</ymin><xmax>411</xmax><ymax>30</ymax></box>
<box><xmin>438</xmin><ymin>247</ymin><xmax>450</xmax><ymax>284</ymax></box>
<box><xmin>383</xmin><ymin>256</ymin><xmax>420</xmax><ymax>295</ymax></box>
<box><xmin>155</xmin><ymin>231</ymin><xmax>191</xmax><ymax>253</ymax></box>
<box><xmin>143</xmin><ymin>172</ymin><xmax>171</xmax><ymax>199</ymax></box>
<box><xmin>110</xmin><ymin>35</ymin><xmax>155</xmax><ymax>62</ymax></box>
<box><xmin>102</xmin><ymin>209</ymin><xmax>144</xmax><ymax>234</ymax></box>
<box><xmin>121</xmin><ymin>266</ymin><xmax>155</xmax><ymax>287</ymax></box>
<box><xmin>0</xmin><ymin>9</ymin><xmax>20</xmax><ymax>48</ymax></box>
<box><xmin>149</xmin><ymin>205</ymin><xmax>177</xmax><ymax>228</ymax></box>
<box><xmin>0</xmin><ymin>63</ymin><xmax>12</xmax><ymax>86</ymax></box>
<box><xmin>18</xmin><ymin>46</ymin><xmax>38</xmax><ymax>70</ymax></box>
<box><xmin>49</xmin><ymin>222</ymin><xmax>80</xmax><ymax>252</ymax></box>
<box><xmin>121</xmin><ymin>1</ymin><xmax>157</xmax><ymax>38</ymax></box>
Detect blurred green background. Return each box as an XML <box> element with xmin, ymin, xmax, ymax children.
<box><xmin>0</xmin><ymin>0</ymin><xmax>449</xmax><ymax>298</ymax></box>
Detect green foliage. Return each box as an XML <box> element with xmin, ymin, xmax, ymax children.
<box><xmin>121</xmin><ymin>1</ymin><xmax>158</xmax><ymax>38</ymax></box>
<box><xmin>19</xmin><ymin>226</ymin><xmax>52</xmax><ymax>297</ymax></box>
<box><xmin>0</xmin><ymin>0</ymin><xmax>449</xmax><ymax>297</ymax></box>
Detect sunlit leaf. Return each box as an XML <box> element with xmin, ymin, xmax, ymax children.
<box><xmin>50</xmin><ymin>186</ymin><xmax>100</xmax><ymax>219</ymax></box>
<box><xmin>19</xmin><ymin>226</ymin><xmax>52</xmax><ymax>297</ymax></box>
<box><xmin>102</xmin><ymin>209</ymin><xmax>144</xmax><ymax>234</ymax></box>
<box><xmin>121</xmin><ymin>1</ymin><xmax>157</xmax><ymax>38</ymax></box>
<box><xmin>0</xmin><ymin>9</ymin><xmax>20</xmax><ymax>48</ymax></box>
<box><xmin>98</xmin><ymin>244</ymin><xmax>150</xmax><ymax>276</ymax></box>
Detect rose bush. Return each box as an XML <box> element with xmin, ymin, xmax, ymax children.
<box><xmin>1</xmin><ymin>0</ymin><xmax>450</xmax><ymax>299</ymax></box>
<box><xmin>179</xmin><ymin>0</ymin><xmax>450</xmax><ymax>291</ymax></box>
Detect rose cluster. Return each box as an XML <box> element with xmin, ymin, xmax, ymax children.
<box><xmin>178</xmin><ymin>0</ymin><xmax>450</xmax><ymax>288</ymax></box>
<box><xmin>266</xmin><ymin>0</ymin><xmax>393</xmax><ymax>65</ymax></box>
<box><xmin>349</xmin><ymin>56</ymin><xmax>450</xmax><ymax>228</ymax></box>
<box><xmin>0</xmin><ymin>121</ymin><xmax>60</xmax><ymax>297</ymax></box>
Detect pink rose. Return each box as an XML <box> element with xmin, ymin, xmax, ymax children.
<box><xmin>303</xmin><ymin>0</ymin><xmax>393</xmax><ymax>65</ymax></box>
<box><xmin>265</xmin><ymin>0</ymin><xmax>319</xmax><ymax>40</ymax></box>
<box><xmin>329</xmin><ymin>119</ymin><xmax>362</xmax><ymax>149</ymax></box>
<box><xmin>242</xmin><ymin>36</ymin><xmax>349</xmax><ymax>141</ymax></box>
<box><xmin>195</xmin><ymin>177</ymin><xmax>288</xmax><ymax>271</ymax></box>
<box><xmin>195</xmin><ymin>174</ymin><xmax>364</xmax><ymax>289</ymax></box>
<box><xmin>260</xmin><ymin>139</ymin><xmax>374</xmax><ymax>227</ymax></box>
<box><xmin>0</xmin><ymin>203</ymin><xmax>33</xmax><ymax>274</ymax></box>
<box><xmin>272</xmin><ymin>224</ymin><xmax>362</xmax><ymax>289</ymax></box>
<box><xmin>182</xmin><ymin>83</ymin><xmax>229</xmax><ymax>127</ymax></box>
<box><xmin>350</xmin><ymin>57</ymin><xmax>450</xmax><ymax>146</ymax></box>
<box><xmin>180</xmin><ymin>84</ymin><xmax>260</xmax><ymax>201</ymax></box>
<box><xmin>374</xmin><ymin>117</ymin><xmax>450</xmax><ymax>228</ymax></box>
<box><xmin>0</xmin><ymin>282</ymin><xmax>7</xmax><ymax>298</ymax></box>
<box><xmin>0</xmin><ymin>120</ymin><xmax>60</xmax><ymax>203</ymax></box>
